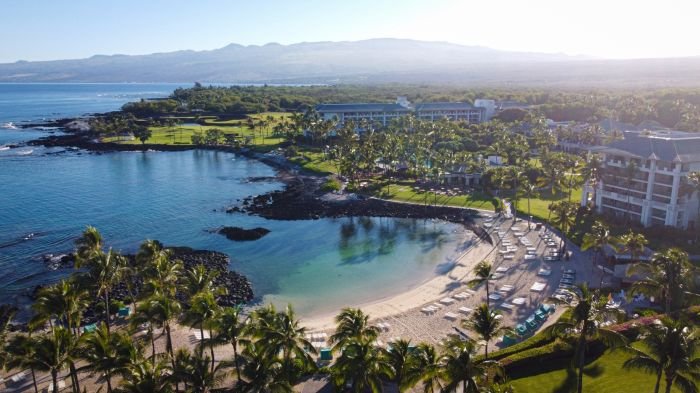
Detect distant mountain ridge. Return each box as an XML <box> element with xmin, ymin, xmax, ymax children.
<box><xmin>1</xmin><ymin>38</ymin><xmax>699</xmax><ymax>87</ymax></box>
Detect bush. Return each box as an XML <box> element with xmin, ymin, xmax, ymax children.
<box><xmin>321</xmin><ymin>178</ymin><xmax>342</xmax><ymax>192</ymax></box>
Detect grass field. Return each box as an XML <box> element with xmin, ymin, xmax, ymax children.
<box><xmin>288</xmin><ymin>150</ymin><xmax>338</xmax><ymax>174</ymax></box>
<box><xmin>369</xmin><ymin>181</ymin><xmax>500</xmax><ymax>211</ymax></box>
<box><xmin>510</xmin><ymin>348</ymin><xmax>679</xmax><ymax>393</ymax></box>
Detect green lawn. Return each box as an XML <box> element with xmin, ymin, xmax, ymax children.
<box><xmin>510</xmin><ymin>348</ymin><xmax>679</xmax><ymax>393</ymax></box>
<box><xmin>515</xmin><ymin>187</ymin><xmax>583</xmax><ymax>222</ymax></box>
<box><xmin>369</xmin><ymin>181</ymin><xmax>499</xmax><ymax>211</ymax></box>
<box><xmin>288</xmin><ymin>150</ymin><xmax>338</xmax><ymax>174</ymax></box>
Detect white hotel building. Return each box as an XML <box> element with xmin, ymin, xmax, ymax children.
<box><xmin>581</xmin><ymin>131</ymin><xmax>700</xmax><ymax>229</ymax></box>
<box><xmin>315</xmin><ymin>97</ymin><xmax>492</xmax><ymax>127</ymax></box>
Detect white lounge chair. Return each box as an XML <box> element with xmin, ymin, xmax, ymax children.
<box><xmin>495</xmin><ymin>266</ymin><xmax>508</xmax><ymax>273</ymax></box>
<box><xmin>454</xmin><ymin>292</ymin><xmax>470</xmax><ymax>300</ymax></box>
<box><xmin>440</xmin><ymin>297</ymin><xmax>456</xmax><ymax>305</ymax></box>
<box><xmin>537</xmin><ymin>268</ymin><xmax>552</xmax><ymax>276</ymax></box>
<box><xmin>499</xmin><ymin>302</ymin><xmax>515</xmax><ymax>311</ymax></box>
<box><xmin>458</xmin><ymin>307</ymin><xmax>473</xmax><ymax>315</ymax></box>
<box><xmin>512</xmin><ymin>297</ymin><xmax>527</xmax><ymax>306</ymax></box>
<box><xmin>444</xmin><ymin>312</ymin><xmax>459</xmax><ymax>321</ymax></box>
<box><xmin>488</xmin><ymin>293</ymin><xmax>502</xmax><ymax>301</ymax></box>
<box><xmin>530</xmin><ymin>282</ymin><xmax>547</xmax><ymax>292</ymax></box>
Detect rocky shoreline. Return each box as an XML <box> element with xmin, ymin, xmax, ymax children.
<box><xmin>22</xmin><ymin>247</ymin><xmax>254</xmax><ymax>328</ymax></box>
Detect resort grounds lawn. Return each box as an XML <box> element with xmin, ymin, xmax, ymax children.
<box><xmin>288</xmin><ymin>150</ymin><xmax>338</xmax><ymax>174</ymax></box>
<box><xmin>370</xmin><ymin>181</ymin><xmax>500</xmax><ymax>211</ymax></box>
<box><xmin>510</xmin><ymin>348</ymin><xmax>680</xmax><ymax>393</ymax></box>
<box><xmin>515</xmin><ymin>187</ymin><xmax>583</xmax><ymax>222</ymax></box>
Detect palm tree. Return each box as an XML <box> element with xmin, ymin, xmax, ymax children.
<box><xmin>183</xmin><ymin>264</ymin><xmax>220</xmax><ymax>298</ymax></box>
<box><xmin>620</xmin><ymin>230</ymin><xmax>648</xmax><ymax>264</ymax></box>
<box><xmin>80</xmin><ymin>323</ymin><xmax>137</xmax><ymax>392</ymax></box>
<box><xmin>148</xmin><ymin>294</ymin><xmax>182</xmax><ymax>362</ymax></box>
<box><xmin>173</xmin><ymin>348</ymin><xmax>227</xmax><ymax>393</ymax></box>
<box><xmin>544</xmin><ymin>284</ymin><xmax>627</xmax><ymax>393</ymax></box>
<box><xmin>330</xmin><ymin>338</ymin><xmax>392</xmax><ymax>393</ymax></box>
<box><xmin>330</xmin><ymin>307</ymin><xmax>380</xmax><ymax>352</ymax></box>
<box><xmin>238</xmin><ymin>342</ymin><xmax>292</xmax><ymax>393</ymax></box>
<box><xmin>0</xmin><ymin>304</ymin><xmax>16</xmax><ymax>369</ymax></box>
<box><xmin>439</xmin><ymin>336</ymin><xmax>502</xmax><ymax>393</ymax></box>
<box><xmin>550</xmin><ymin>201</ymin><xmax>577</xmax><ymax>252</ymax></box>
<box><xmin>75</xmin><ymin>225</ymin><xmax>104</xmax><ymax>263</ymax></box>
<box><xmin>520</xmin><ymin>178</ymin><xmax>539</xmax><ymax>229</ymax></box>
<box><xmin>30</xmin><ymin>278</ymin><xmax>89</xmax><ymax>335</ymax></box>
<box><xmin>117</xmin><ymin>356</ymin><xmax>173</xmax><ymax>393</ymax></box>
<box><xmin>141</xmin><ymin>249</ymin><xmax>182</xmax><ymax>298</ymax></box>
<box><xmin>384</xmin><ymin>339</ymin><xmax>416</xmax><ymax>392</ymax></box>
<box><xmin>463</xmin><ymin>303</ymin><xmax>511</xmax><ymax>360</ymax></box>
<box><xmin>79</xmin><ymin>248</ymin><xmax>127</xmax><ymax>334</ymax></box>
<box><xmin>252</xmin><ymin>304</ymin><xmax>316</xmax><ymax>384</ymax></box>
<box><xmin>182</xmin><ymin>291</ymin><xmax>220</xmax><ymax>370</ymax></box>
<box><xmin>33</xmin><ymin>327</ymin><xmax>80</xmax><ymax>393</ymax></box>
<box><xmin>410</xmin><ymin>343</ymin><xmax>442</xmax><ymax>393</ymax></box>
<box><xmin>5</xmin><ymin>334</ymin><xmax>41</xmax><ymax>393</ymax></box>
<box><xmin>130</xmin><ymin>300</ymin><xmax>161</xmax><ymax>359</ymax></box>
<box><xmin>630</xmin><ymin>248</ymin><xmax>696</xmax><ymax>314</ymax></box>
<box><xmin>211</xmin><ymin>306</ymin><xmax>248</xmax><ymax>380</ymax></box>
<box><xmin>581</xmin><ymin>220</ymin><xmax>620</xmax><ymax>285</ymax></box>
<box><xmin>467</xmin><ymin>261</ymin><xmax>494</xmax><ymax>309</ymax></box>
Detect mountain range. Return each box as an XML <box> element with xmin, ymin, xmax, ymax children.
<box><xmin>1</xmin><ymin>38</ymin><xmax>699</xmax><ymax>87</ymax></box>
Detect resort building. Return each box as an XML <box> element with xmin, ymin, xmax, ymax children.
<box><xmin>315</xmin><ymin>96</ymin><xmax>488</xmax><ymax>127</ymax></box>
<box><xmin>581</xmin><ymin>130</ymin><xmax>700</xmax><ymax>229</ymax></box>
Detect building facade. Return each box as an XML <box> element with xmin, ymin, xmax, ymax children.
<box><xmin>315</xmin><ymin>97</ymin><xmax>487</xmax><ymax>127</ymax></box>
<box><xmin>581</xmin><ymin>131</ymin><xmax>700</xmax><ymax>229</ymax></box>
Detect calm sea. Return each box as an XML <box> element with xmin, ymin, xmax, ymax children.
<box><xmin>0</xmin><ymin>84</ymin><xmax>468</xmax><ymax>318</ymax></box>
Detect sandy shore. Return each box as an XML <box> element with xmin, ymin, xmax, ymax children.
<box><xmin>300</xmin><ymin>231</ymin><xmax>497</xmax><ymax>331</ymax></box>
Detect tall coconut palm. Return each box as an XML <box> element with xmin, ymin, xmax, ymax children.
<box><xmin>409</xmin><ymin>343</ymin><xmax>443</xmax><ymax>393</ymax></box>
<box><xmin>74</xmin><ymin>225</ymin><xmax>104</xmax><ymax>263</ymax></box>
<box><xmin>0</xmin><ymin>304</ymin><xmax>16</xmax><ymax>369</ymax></box>
<box><xmin>550</xmin><ymin>201</ymin><xmax>577</xmax><ymax>252</ymax></box>
<box><xmin>142</xmin><ymin>250</ymin><xmax>182</xmax><ymax>298</ymax></box>
<box><xmin>467</xmin><ymin>261</ymin><xmax>494</xmax><ymax>309</ymax></box>
<box><xmin>439</xmin><ymin>336</ymin><xmax>502</xmax><ymax>393</ymax></box>
<box><xmin>620</xmin><ymin>230</ymin><xmax>648</xmax><ymax>264</ymax></box>
<box><xmin>30</xmin><ymin>278</ymin><xmax>90</xmax><ymax>335</ymax></box>
<box><xmin>384</xmin><ymin>339</ymin><xmax>416</xmax><ymax>392</ymax></box>
<box><xmin>148</xmin><ymin>294</ymin><xmax>182</xmax><ymax>362</ymax></box>
<box><xmin>520</xmin><ymin>178</ymin><xmax>539</xmax><ymax>229</ymax></box>
<box><xmin>211</xmin><ymin>306</ymin><xmax>248</xmax><ymax>380</ymax></box>
<box><xmin>581</xmin><ymin>220</ymin><xmax>620</xmax><ymax>284</ymax></box>
<box><xmin>544</xmin><ymin>284</ymin><xmax>627</xmax><ymax>393</ymax></box>
<box><xmin>80</xmin><ymin>323</ymin><xmax>137</xmax><ymax>392</ymax></box>
<box><xmin>5</xmin><ymin>334</ymin><xmax>41</xmax><ymax>393</ymax></box>
<box><xmin>630</xmin><ymin>248</ymin><xmax>696</xmax><ymax>314</ymax></box>
<box><xmin>330</xmin><ymin>307</ymin><xmax>380</xmax><ymax>352</ymax></box>
<box><xmin>238</xmin><ymin>342</ymin><xmax>291</xmax><ymax>393</ymax></box>
<box><xmin>623</xmin><ymin>317</ymin><xmax>700</xmax><ymax>393</ymax></box>
<box><xmin>330</xmin><ymin>338</ymin><xmax>392</xmax><ymax>393</ymax></box>
<box><xmin>78</xmin><ymin>248</ymin><xmax>126</xmax><ymax>334</ymax></box>
<box><xmin>32</xmin><ymin>327</ymin><xmax>81</xmax><ymax>393</ymax></box>
<box><xmin>252</xmin><ymin>304</ymin><xmax>316</xmax><ymax>384</ymax></box>
<box><xmin>130</xmin><ymin>300</ymin><xmax>161</xmax><ymax>359</ymax></box>
<box><xmin>463</xmin><ymin>304</ymin><xmax>511</xmax><ymax>360</ymax></box>
<box><xmin>117</xmin><ymin>356</ymin><xmax>173</xmax><ymax>393</ymax></box>
<box><xmin>183</xmin><ymin>264</ymin><xmax>220</xmax><ymax>298</ymax></box>
<box><xmin>182</xmin><ymin>291</ymin><xmax>220</xmax><ymax>370</ymax></box>
<box><xmin>173</xmin><ymin>348</ymin><xmax>227</xmax><ymax>393</ymax></box>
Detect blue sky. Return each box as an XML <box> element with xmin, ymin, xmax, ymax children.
<box><xmin>2</xmin><ymin>0</ymin><xmax>699</xmax><ymax>63</ymax></box>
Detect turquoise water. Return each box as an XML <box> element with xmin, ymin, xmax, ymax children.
<box><xmin>0</xmin><ymin>84</ymin><xmax>470</xmax><ymax>318</ymax></box>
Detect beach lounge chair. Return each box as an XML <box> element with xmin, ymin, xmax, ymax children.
<box><xmin>502</xmin><ymin>335</ymin><xmax>518</xmax><ymax>346</ymax></box>
<box><xmin>524</xmin><ymin>254</ymin><xmax>537</xmax><ymax>260</ymax></box>
<box><xmin>535</xmin><ymin>309</ymin><xmax>547</xmax><ymax>321</ymax></box>
<box><xmin>526</xmin><ymin>246</ymin><xmax>537</xmax><ymax>253</ymax></box>
<box><xmin>10</xmin><ymin>371</ymin><xmax>26</xmax><ymax>384</ymax></box>
<box><xmin>563</xmin><ymin>268</ymin><xmax>576</xmax><ymax>274</ymax></box>
<box><xmin>516</xmin><ymin>324</ymin><xmax>528</xmax><ymax>336</ymax></box>
<box><xmin>525</xmin><ymin>315</ymin><xmax>538</xmax><ymax>329</ymax></box>
<box><xmin>499</xmin><ymin>284</ymin><xmax>514</xmax><ymax>293</ymax></box>
<box><xmin>495</xmin><ymin>266</ymin><xmax>509</xmax><ymax>273</ymax></box>
<box><xmin>454</xmin><ymin>292</ymin><xmax>470</xmax><ymax>300</ymax></box>
<box><xmin>118</xmin><ymin>307</ymin><xmax>130</xmax><ymax>317</ymax></box>
<box><xmin>488</xmin><ymin>293</ymin><xmax>502</xmax><ymax>301</ymax></box>
<box><xmin>562</xmin><ymin>273</ymin><xmax>576</xmax><ymax>280</ymax></box>
<box><xmin>499</xmin><ymin>302</ymin><xmax>515</xmax><ymax>311</ymax></box>
<box><xmin>530</xmin><ymin>282</ymin><xmax>547</xmax><ymax>292</ymax></box>
<box><xmin>503</xmin><ymin>254</ymin><xmax>514</xmax><ymax>260</ymax></box>
<box><xmin>83</xmin><ymin>323</ymin><xmax>97</xmax><ymax>333</ymax></box>
<box><xmin>46</xmin><ymin>380</ymin><xmax>66</xmax><ymax>392</ymax></box>
<box><xmin>560</xmin><ymin>278</ymin><xmax>574</xmax><ymax>285</ymax></box>
<box><xmin>421</xmin><ymin>307</ymin><xmax>435</xmax><ymax>315</ymax></box>
<box><xmin>444</xmin><ymin>312</ymin><xmax>459</xmax><ymax>321</ymax></box>
<box><xmin>540</xmin><ymin>303</ymin><xmax>555</xmax><ymax>314</ymax></box>
<box><xmin>512</xmin><ymin>297</ymin><xmax>527</xmax><ymax>306</ymax></box>
<box><xmin>440</xmin><ymin>297</ymin><xmax>456</xmax><ymax>305</ymax></box>
<box><xmin>458</xmin><ymin>307</ymin><xmax>473</xmax><ymax>315</ymax></box>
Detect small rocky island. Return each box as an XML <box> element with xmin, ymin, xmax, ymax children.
<box><xmin>217</xmin><ymin>226</ymin><xmax>271</xmax><ymax>241</ymax></box>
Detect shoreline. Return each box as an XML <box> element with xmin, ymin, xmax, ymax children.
<box><xmin>299</xmin><ymin>235</ymin><xmax>495</xmax><ymax>330</ymax></box>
